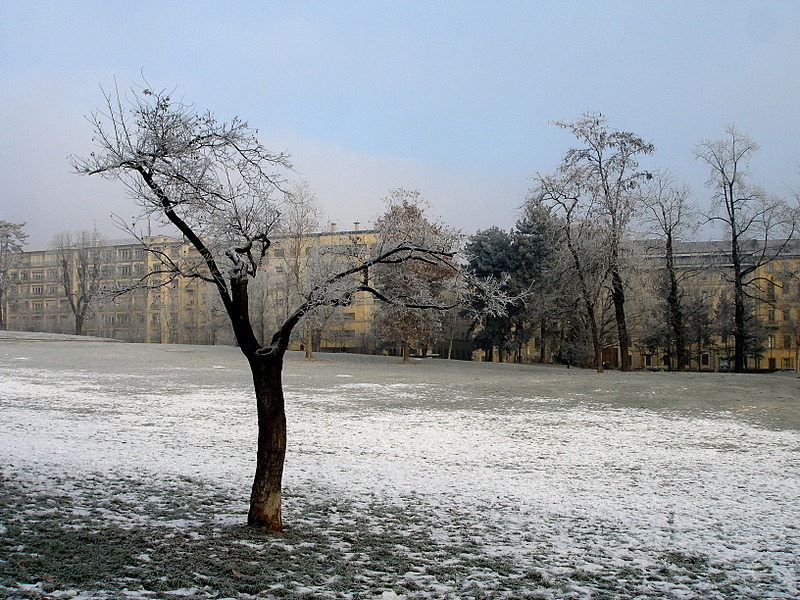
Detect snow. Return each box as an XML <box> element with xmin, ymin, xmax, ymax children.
<box><xmin>1</xmin><ymin>340</ymin><xmax>799</xmax><ymax>598</ymax></box>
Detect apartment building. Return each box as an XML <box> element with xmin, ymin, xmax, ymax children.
<box><xmin>4</xmin><ymin>225</ymin><xmax>379</xmax><ymax>352</ymax></box>
<box><xmin>641</xmin><ymin>239</ymin><xmax>800</xmax><ymax>371</ymax></box>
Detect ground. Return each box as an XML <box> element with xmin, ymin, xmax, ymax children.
<box><xmin>1</xmin><ymin>336</ymin><xmax>798</xmax><ymax>599</ymax></box>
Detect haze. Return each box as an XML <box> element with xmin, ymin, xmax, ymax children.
<box><xmin>2</xmin><ymin>0</ymin><xmax>799</xmax><ymax>248</ymax></box>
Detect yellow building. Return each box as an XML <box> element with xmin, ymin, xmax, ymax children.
<box><xmin>4</xmin><ymin>226</ymin><xmax>379</xmax><ymax>351</ymax></box>
<box><xmin>638</xmin><ymin>239</ymin><xmax>800</xmax><ymax>372</ymax></box>
<box><xmin>751</xmin><ymin>242</ymin><xmax>800</xmax><ymax>371</ymax></box>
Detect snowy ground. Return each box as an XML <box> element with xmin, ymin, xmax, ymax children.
<box><xmin>1</xmin><ymin>339</ymin><xmax>799</xmax><ymax>599</ymax></box>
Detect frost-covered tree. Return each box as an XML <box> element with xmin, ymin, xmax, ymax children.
<box><xmin>371</xmin><ymin>190</ymin><xmax>460</xmax><ymax>361</ymax></box>
<box><xmin>72</xmin><ymin>85</ymin><xmax>507</xmax><ymax>531</ymax></box>
<box><xmin>553</xmin><ymin>113</ymin><xmax>654</xmax><ymax>371</ymax></box>
<box><xmin>695</xmin><ymin>124</ymin><xmax>798</xmax><ymax>372</ymax></box>
<box><xmin>51</xmin><ymin>228</ymin><xmax>108</xmax><ymax>336</ymax></box>
<box><xmin>530</xmin><ymin>167</ymin><xmax>613</xmax><ymax>372</ymax></box>
<box><xmin>0</xmin><ymin>220</ymin><xmax>28</xmax><ymax>330</ymax></box>
<box><xmin>640</xmin><ymin>170</ymin><xmax>697</xmax><ymax>370</ymax></box>
<box><xmin>280</xmin><ymin>179</ymin><xmax>326</xmax><ymax>358</ymax></box>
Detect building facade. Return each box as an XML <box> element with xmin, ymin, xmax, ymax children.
<box><xmin>3</xmin><ymin>226</ymin><xmax>381</xmax><ymax>352</ymax></box>
<box><xmin>6</xmin><ymin>231</ymin><xmax>798</xmax><ymax>370</ymax></box>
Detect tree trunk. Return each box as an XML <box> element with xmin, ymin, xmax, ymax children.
<box><xmin>304</xmin><ymin>319</ymin><xmax>313</xmax><ymax>359</ymax></box>
<box><xmin>733</xmin><ymin>278</ymin><xmax>746</xmax><ymax>372</ymax></box>
<box><xmin>402</xmin><ymin>340</ymin><xmax>410</xmax><ymax>362</ymax></box>
<box><xmin>247</xmin><ymin>354</ymin><xmax>287</xmax><ymax>531</ymax></box>
<box><xmin>610</xmin><ymin>269</ymin><xmax>630</xmax><ymax>371</ymax></box>
<box><xmin>539</xmin><ymin>320</ymin><xmax>547</xmax><ymax>363</ymax></box>
<box><xmin>664</xmin><ymin>234</ymin><xmax>686</xmax><ymax>371</ymax></box>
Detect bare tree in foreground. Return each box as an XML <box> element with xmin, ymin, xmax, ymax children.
<box><xmin>0</xmin><ymin>220</ymin><xmax>28</xmax><ymax>330</ymax></box>
<box><xmin>72</xmin><ymin>85</ymin><xmax>507</xmax><ymax>531</ymax></box>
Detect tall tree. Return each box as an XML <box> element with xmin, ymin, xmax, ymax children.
<box><xmin>51</xmin><ymin>228</ymin><xmax>108</xmax><ymax>335</ymax></box>
<box><xmin>276</xmin><ymin>178</ymin><xmax>325</xmax><ymax>358</ymax></box>
<box><xmin>694</xmin><ymin>124</ymin><xmax>798</xmax><ymax>372</ymax></box>
<box><xmin>641</xmin><ymin>171</ymin><xmax>696</xmax><ymax>370</ymax></box>
<box><xmin>553</xmin><ymin>113</ymin><xmax>654</xmax><ymax>370</ymax></box>
<box><xmin>531</xmin><ymin>167</ymin><xmax>611</xmax><ymax>372</ymax></box>
<box><xmin>72</xmin><ymin>85</ymin><xmax>506</xmax><ymax>531</ymax></box>
<box><xmin>0</xmin><ymin>220</ymin><xmax>28</xmax><ymax>330</ymax></box>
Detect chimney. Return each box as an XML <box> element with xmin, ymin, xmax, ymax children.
<box><xmin>330</xmin><ymin>222</ymin><xmax>337</xmax><ymax>232</ymax></box>
<box><xmin>353</xmin><ymin>221</ymin><xmax>360</xmax><ymax>231</ymax></box>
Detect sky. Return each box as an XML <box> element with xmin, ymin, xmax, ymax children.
<box><xmin>1</xmin><ymin>0</ymin><xmax>799</xmax><ymax>249</ymax></box>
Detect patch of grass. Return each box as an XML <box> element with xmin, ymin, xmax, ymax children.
<box><xmin>1</xmin><ymin>468</ymin><xmax>794</xmax><ymax>599</ymax></box>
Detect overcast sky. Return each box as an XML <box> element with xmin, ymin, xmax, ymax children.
<box><xmin>2</xmin><ymin>0</ymin><xmax>799</xmax><ymax>249</ymax></box>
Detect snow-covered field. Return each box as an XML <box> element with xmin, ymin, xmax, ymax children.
<box><xmin>1</xmin><ymin>338</ymin><xmax>799</xmax><ymax>599</ymax></box>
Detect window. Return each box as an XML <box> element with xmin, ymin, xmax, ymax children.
<box><xmin>118</xmin><ymin>248</ymin><xmax>131</xmax><ymax>259</ymax></box>
<box><xmin>768</xmin><ymin>310</ymin><xmax>776</xmax><ymax>322</ymax></box>
<box><xmin>784</xmin><ymin>335</ymin><xmax>792</xmax><ymax>349</ymax></box>
<box><xmin>273</xmin><ymin>248</ymin><xmax>285</xmax><ymax>257</ymax></box>
<box><xmin>32</xmin><ymin>271</ymin><xmax>43</xmax><ymax>280</ymax></box>
<box><xmin>31</xmin><ymin>285</ymin><xmax>43</xmax><ymax>296</ymax></box>
<box><xmin>119</xmin><ymin>265</ymin><xmax>131</xmax><ymax>277</ymax></box>
<box><xmin>784</xmin><ymin>358</ymin><xmax>793</xmax><ymax>369</ymax></box>
<box><xmin>32</xmin><ymin>302</ymin><xmax>43</xmax><ymax>311</ymax></box>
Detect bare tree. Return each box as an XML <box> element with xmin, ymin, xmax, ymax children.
<box><xmin>277</xmin><ymin>178</ymin><xmax>324</xmax><ymax>358</ymax></box>
<box><xmin>553</xmin><ymin>113</ymin><xmax>654</xmax><ymax>370</ymax></box>
<box><xmin>640</xmin><ymin>170</ymin><xmax>697</xmax><ymax>370</ymax></box>
<box><xmin>371</xmin><ymin>189</ymin><xmax>460</xmax><ymax>361</ymax></box>
<box><xmin>72</xmin><ymin>85</ymin><xmax>507</xmax><ymax>531</ymax></box>
<box><xmin>0</xmin><ymin>220</ymin><xmax>28</xmax><ymax>330</ymax></box>
<box><xmin>531</xmin><ymin>168</ymin><xmax>611</xmax><ymax>372</ymax></box>
<box><xmin>695</xmin><ymin>124</ymin><xmax>798</xmax><ymax>372</ymax></box>
<box><xmin>51</xmin><ymin>228</ymin><xmax>108</xmax><ymax>336</ymax></box>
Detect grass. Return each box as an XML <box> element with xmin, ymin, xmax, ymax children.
<box><xmin>1</xmin><ymin>338</ymin><xmax>799</xmax><ymax>599</ymax></box>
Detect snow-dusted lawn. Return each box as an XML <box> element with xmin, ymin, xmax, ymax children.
<box><xmin>1</xmin><ymin>339</ymin><xmax>799</xmax><ymax>599</ymax></box>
